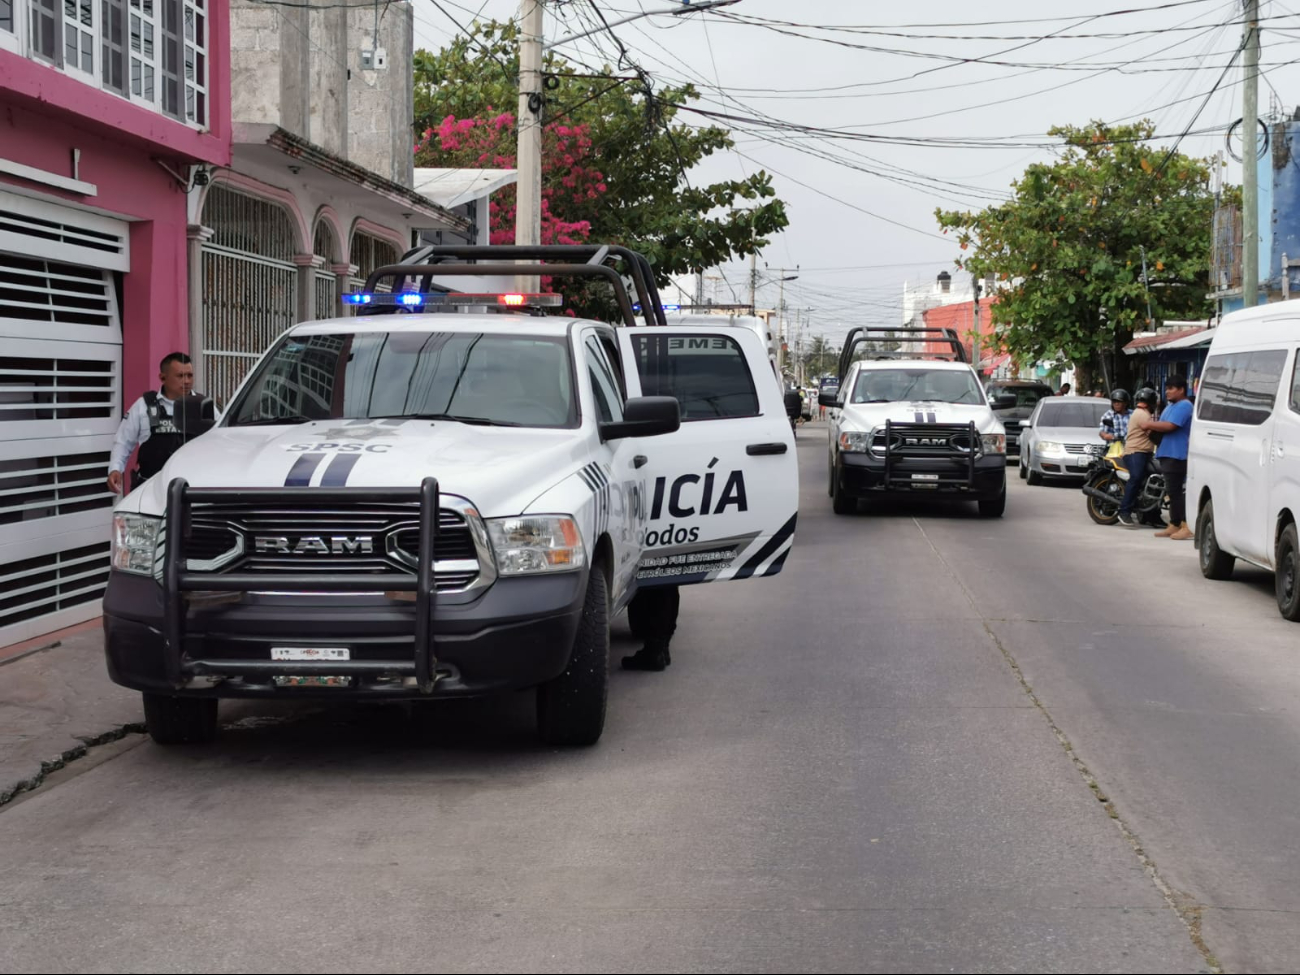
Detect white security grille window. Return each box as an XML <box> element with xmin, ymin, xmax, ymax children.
<box><xmin>29</xmin><ymin>0</ymin><xmax>59</xmax><ymax>62</ymax></box>
<box><xmin>127</xmin><ymin>0</ymin><xmax>156</xmax><ymax>104</ymax></box>
<box><xmin>181</xmin><ymin>0</ymin><xmax>204</xmax><ymax>124</ymax></box>
<box><xmin>63</xmin><ymin>0</ymin><xmax>94</xmax><ymax>75</ymax></box>
<box><xmin>2</xmin><ymin>0</ymin><xmax>15</xmax><ymax>34</ymax></box>
<box><xmin>100</xmin><ymin>0</ymin><xmax>125</xmax><ymax>93</ymax></box>
<box><xmin>347</xmin><ymin>233</ymin><xmax>400</xmax><ymax>296</ymax></box>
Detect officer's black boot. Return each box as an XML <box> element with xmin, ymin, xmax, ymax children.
<box><xmin>621</xmin><ymin>640</ymin><xmax>671</xmax><ymax>671</ymax></box>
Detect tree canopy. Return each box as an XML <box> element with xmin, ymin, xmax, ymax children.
<box><xmin>413</xmin><ymin>21</ymin><xmax>788</xmax><ymax>315</ymax></box>
<box><xmin>935</xmin><ymin>121</ymin><xmax>1221</xmax><ymax>385</ymax></box>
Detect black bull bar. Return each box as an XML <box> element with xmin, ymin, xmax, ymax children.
<box><xmin>161</xmin><ymin>476</ymin><xmax>441</xmax><ymax>693</ymax></box>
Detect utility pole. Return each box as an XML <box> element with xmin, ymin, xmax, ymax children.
<box><xmin>515</xmin><ymin>0</ymin><xmax>544</xmax><ymax>289</ymax></box>
<box><xmin>1243</xmin><ymin>0</ymin><xmax>1261</xmax><ymax>307</ymax></box>
<box><xmin>971</xmin><ymin>273</ymin><xmax>982</xmax><ymax>375</ymax></box>
<box><xmin>748</xmin><ymin>250</ymin><xmax>757</xmax><ymax>314</ymax></box>
<box><xmin>767</xmin><ymin>265</ymin><xmax>799</xmax><ymax>378</ymax></box>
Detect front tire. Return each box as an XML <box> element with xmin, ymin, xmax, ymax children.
<box><xmin>1019</xmin><ymin>458</ymin><xmax>1027</xmax><ymax>480</ymax></box>
<box><xmin>1085</xmin><ymin>474</ymin><xmax>1122</xmax><ymax>525</ymax></box>
<box><xmin>978</xmin><ymin>484</ymin><xmax>1007</xmax><ymax>518</ymax></box>
<box><xmin>1027</xmin><ymin>466</ymin><xmax>1043</xmax><ymax>486</ymax></box>
<box><xmin>1275</xmin><ymin>524</ymin><xmax>1300</xmax><ymax>622</ymax></box>
<box><xmin>142</xmin><ymin>693</ymin><xmax>217</xmax><ymax>745</ymax></box>
<box><xmin>1197</xmin><ymin>499</ymin><xmax>1235</xmax><ymax>581</ymax></box>
<box><xmin>537</xmin><ymin>567</ymin><xmax>609</xmax><ymax>746</ymax></box>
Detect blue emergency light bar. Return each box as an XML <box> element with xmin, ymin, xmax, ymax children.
<box><xmin>342</xmin><ymin>292</ymin><xmax>564</xmax><ymax>309</ymax></box>
<box><xmin>632</xmin><ymin>302</ymin><xmax>680</xmax><ymax>312</ymax></box>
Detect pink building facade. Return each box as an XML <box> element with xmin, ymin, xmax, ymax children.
<box><xmin>0</xmin><ymin>0</ymin><xmax>232</xmax><ymax>646</ymax></box>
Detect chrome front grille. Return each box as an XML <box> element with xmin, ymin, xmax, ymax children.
<box><xmin>1064</xmin><ymin>444</ymin><xmax>1091</xmax><ymax>455</ymax></box>
<box><xmin>167</xmin><ymin>501</ymin><xmax>488</xmax><ymax>593</ymax></box>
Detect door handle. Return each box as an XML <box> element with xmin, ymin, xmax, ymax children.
<box><xmin>633</xmin><ymin>455</ymin><xmax>648</xmax><ymax>468</ymax></box>
<box><xmin>1206</xmin><ymin>431</ymin><xmax>1235</xmax><ymax>441</ymax></box>
<box><xmin>747</xmin><ymin>442</ymin><xmax>789</xmax><ymax>455</ymax></box>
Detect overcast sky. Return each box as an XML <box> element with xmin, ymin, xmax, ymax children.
<box><xmin>413</xmin><ymin>1</ymin><xmax>1300</xmax><ymax>344</ymax></box>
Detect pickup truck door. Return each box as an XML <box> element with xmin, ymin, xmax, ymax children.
<box><xmin>617</xmin><ymin>326</ymin><xmax>798</xmax><ymax>588</ymax></box>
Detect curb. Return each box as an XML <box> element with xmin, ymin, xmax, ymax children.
<box><xmin>0</xmin><ymin>722</ymin><xmax>147</xmax><ymax>810</ymax></box>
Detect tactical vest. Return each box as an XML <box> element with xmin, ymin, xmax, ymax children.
<box><xmin>135</xmin><ymin>391</ymin><xmax>188</xmax><ymax>481</ymax></box>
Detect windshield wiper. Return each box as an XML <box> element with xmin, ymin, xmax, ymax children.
<box><xmin>234</xmin><ymin>415</ymin><xmax>313</xmax><ymax>426</ymax></box>
<box><xmin>372</xmin><ymin>413</ymin><xmax>524</xmax><ymax>427</ymax></box>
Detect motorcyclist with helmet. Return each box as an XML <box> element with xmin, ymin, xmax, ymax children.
<box><xmin>1116</xmin><ymin>387</ymin><xmax>1166</xmax><ymax>529</ymax></box>
<box><xmin>1099</xmin><ymin>388</ymin><xmax>1132</xmax><ymax>443</ymax></box>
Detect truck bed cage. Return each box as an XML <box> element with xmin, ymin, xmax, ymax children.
<box><xmin>837</xmin><ymin>327</ymin><xmax>968</xmax><ymax>381</ymax></box>
<box><xmin>360</xmin><ymin>244</ymin><xmax>668</xmax><ymax>328</ymax></box>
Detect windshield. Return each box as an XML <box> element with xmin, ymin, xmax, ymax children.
<box><xmin>989</xmin><ymin>385</ymin><xmax>1051</xmax><ymax>408</ymax></box>
<box><xmin>228</xmin><ymin>331</ymin><xmax>576</xmax><ymax>428</ymax></box>
<box><xmin>850</xmin><ymin>368</ymin><xmax>984</xmax><ymax>405</ymax></box>
<box><xmin>1037</xmin><ymin>401</ymin><xmax>1110</xmax><ymax>428</ymax></box>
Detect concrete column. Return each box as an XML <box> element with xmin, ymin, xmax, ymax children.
<box><xmin>186</xmin><ymin>224</ymin><xmax>215</xmax><ymax>391</ymax></box>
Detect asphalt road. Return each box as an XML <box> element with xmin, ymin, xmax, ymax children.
<box><xmin>2</xmin><ymin>422</ymin><xmax>1297</xmax><ymax>973</ymax></box>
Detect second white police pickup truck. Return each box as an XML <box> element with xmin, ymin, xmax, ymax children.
<box><xmin>105</xmin><ymin>245</ymin><xmax>798</xmax><ymax>747</ymax></box>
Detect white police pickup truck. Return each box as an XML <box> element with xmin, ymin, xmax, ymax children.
<box><xmin>822</xmin><ymin>328</ymin><xmax>1011</xmax><ymax>517</ymax></box>
<box><xmin>105</xmin><ymin>246</ymin><xmax>798</xmax><ymax>747</ymax></box>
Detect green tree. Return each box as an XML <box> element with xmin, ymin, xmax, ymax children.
<box><xmin>935</xmin><ymin>121</ymin><xmax>1220</xmax><ymax>389</ymax></box>
<box><xmin>801</xmin><ymin>334</ymin><xmax>838</xmax><ymax>378</ymax></box>
<box><xmin>413</xmin><ymin>21</ymin><xmax>788</xmax><ymax>316</ymax></box>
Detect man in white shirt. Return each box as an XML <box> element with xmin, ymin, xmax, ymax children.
<box><xmin>107</xmin><ymin>352</ymin><xmax>208</xmax><ymax>494</ymax></box>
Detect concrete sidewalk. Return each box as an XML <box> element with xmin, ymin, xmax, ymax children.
<box><xmin>0</xmin><ymin>621</ymin><xmax>144</xmax><ymax>806</ymax></box>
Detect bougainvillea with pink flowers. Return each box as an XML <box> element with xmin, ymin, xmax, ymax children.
<box><xmin>415</xmin><ymin>112</ymin><xmax>605</xmax><ymax>249</ymax></box>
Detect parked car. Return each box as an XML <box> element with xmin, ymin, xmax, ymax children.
<box><xmin>986</xmin><ymin>380</ymin><xmax>1054</xmax><ymax>457</ymax></box>
<box><xmin>1188</xmin><ymin>305</ymin><xmax>1300</xmax><ymax>620</ymax></box>
<box><xmin>1018</xmin><ymin>396</ymin><xmax>1111</xmax><ymax>484</ymax></box>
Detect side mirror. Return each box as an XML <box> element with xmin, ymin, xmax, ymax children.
<box><xmin>599</xmin><ymin>396</ymin><xmax>680</xmax><ymax>441</ymax></box>
<box><xmin>994</xmin><ymin>394</ymin><xmax>1017</xmax><ymax>410</ymax></box>
<box><xmin>818</xmin><ymin>391</ymin><xmax>840</xmax><ymax>407</ymax></box>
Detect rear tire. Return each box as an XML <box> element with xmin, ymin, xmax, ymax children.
<box><xmin>1275</xmin><ymin>524</ymin><xmax>1300</xmax><ymax>622</ymax></box>
<box><xmin>978</xmin><ymin>485</ymin><xmax>1007</xmax><ymax>518</ymax></box>
<box><xmin>142</xmin><ymin>693</ymin><xmax>217</xmax><ymax>745</ymax></box>
<box><xmin>537</xmin><ymin>567</ymin><xmax>609</xmax><ymax>746</ymax></box>
<box><xmin>1197</xmin><ymin>499</ymin><xmax>1235</xmax><ymax>581</ymax></box>
<box><xmin>1027</xmin><ymin>467</ymin><xmax>1043</xmax><ymax>486</ymax></box>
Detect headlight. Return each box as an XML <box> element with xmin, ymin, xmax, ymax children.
<box><xmin>838</xmin><ymin>430</ymin><xmax>872</xmax><ymax>453</ymax></box>
<box><xmin>1036</xmin><ymin>441</ymin><xmax>1066</xmax><ymax>455</ymax></box>
<box><xmin>981</xmin><ymin>433</ymin><xmax>1006</xmax><ymax>455</ymax></box>
<box><xmin>111</xmin><ymin>513</ymin><xmax>161</xmax><ymax>575</ymax></box>
<box><xmin>486</xmin><ymin>515</ymin><xmax>586</xmax><ymax>575</ymax></box>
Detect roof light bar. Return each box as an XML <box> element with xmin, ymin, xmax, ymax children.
<box><xmin>633</xmin><ymin>302</ymin><xmax>680</xmax><ymax>312</ymax></box>
<box><xmin>342</xmin><ymin>292</ymin><xmax>564</xmax><ymax>308</ymax></box>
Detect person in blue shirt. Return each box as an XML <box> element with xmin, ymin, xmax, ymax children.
<box><xmin>1135</xmin><ymin>373</ymin><xmax>1195</xmax><ymax>539</ymax></box>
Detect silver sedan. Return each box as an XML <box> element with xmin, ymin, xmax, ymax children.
<box><xmin>1018</xmin><ymin>396</ymin><xmax>1113</xmax><ymax>485</ymax></box>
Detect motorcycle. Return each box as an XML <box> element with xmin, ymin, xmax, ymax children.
<box><xmin>1080</xmin><ymin>443</ymin><xmax>1167</xmax><ymax>525</ymax></box>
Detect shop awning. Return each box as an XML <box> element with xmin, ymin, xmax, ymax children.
<box><xmin>1122</xmin><ymin>327</ymin><xmax>1210</xmax><ymax>355</ymax></box>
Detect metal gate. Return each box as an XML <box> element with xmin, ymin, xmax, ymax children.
<box><xmin>0</xmin><ymin>189</ymin><xmax>127</xmax><ymax>647</ymax></box>
<box><xmin>313</xmin><ymin>221</ymin><xmax>337</xmax><ymax>321</ymax></box>
<box><xmin>199</xmin><ymin>185</ymin><xmax>297</xmax><ymax>408</ymax></box>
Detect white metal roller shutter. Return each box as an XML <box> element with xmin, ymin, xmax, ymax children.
<box><xmin>0</xmin><ymin>188</ymin><xmax>127</xmax><ymax>647</ymax></box>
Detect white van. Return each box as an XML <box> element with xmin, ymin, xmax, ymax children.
<box><xmin>1187</xmin><ymin>305</ymin><xmax>1300</xmax><ymax>619</ymax></box>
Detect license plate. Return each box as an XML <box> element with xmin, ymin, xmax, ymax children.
<box><xmin>1075</xmin><ymin>456</ymin><xmax>1092</xmax><ymax>468</ymax></box>
<box><xmin>271</xmin><ymin>647</ymin><xmax>350</xmax><ymax>661</ymax></box>
<box><xmin>911</xmin><ymin>473</ymin><xmax>940</xmax><ymax>481</ymax></box>
<box><xmin>273</xmin><ymin>675</ymin><xmax>352</xmax><ymax>688</ymax></box>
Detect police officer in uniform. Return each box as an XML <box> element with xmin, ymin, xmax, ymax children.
<box><xmin>622</xmin><ymin>586</ymin><xmax>680</xmax><ymax>671</ymax></box>
<box><xmin>107</xmin><ymin>352</ymin><xmax>213</xmax><ymax>494</ymax></box>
